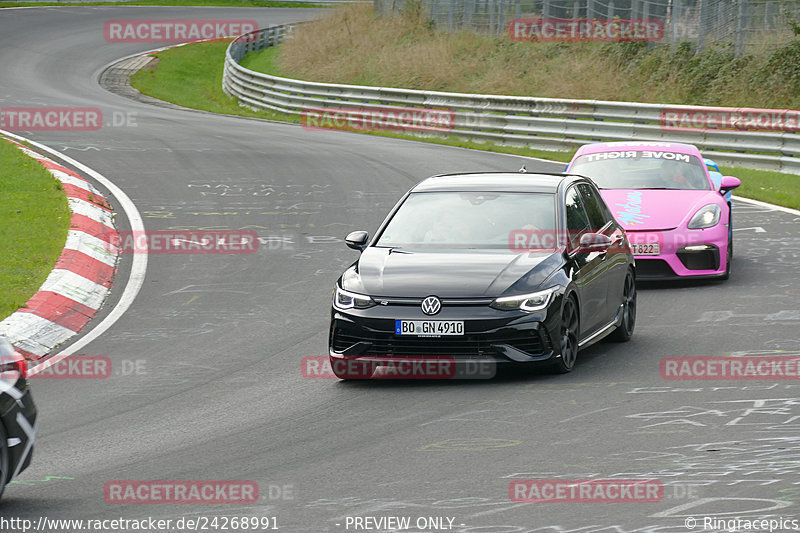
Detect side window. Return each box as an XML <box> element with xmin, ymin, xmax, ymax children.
<box><xmin>565</xmin><ymin>186</ymin><xmax>590</xmax><ymax>250</ymax></box>
<box><xmin>577</xmin><ymin>183</ymin><xmax>611</xmax><ymax>231</ymax></box>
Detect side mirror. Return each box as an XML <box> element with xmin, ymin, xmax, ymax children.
<box><xmin>719</xmin><ymin>175</ymin><xmax>741</xmax><ymax>195</ymax></box>
<box><xmin>345</xmin><ymin>230</ymin><xmax>369</xmax><ymax>251</ymax></box>
<box><xmin>578</xmin><ymin>232</ymin><xmax>612</xmax><ymax>252</ymax></box>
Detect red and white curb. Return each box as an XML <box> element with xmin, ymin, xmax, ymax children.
<box><xmin>0</xmin><ymin>139</ymin><xmax>119</xmax><ymax>360</ymax></box>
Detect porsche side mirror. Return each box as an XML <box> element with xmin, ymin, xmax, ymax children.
<box><xmin>719</xmin><ymin>175</ymin><xmax>741</xmax><ymax>195</ymax></box>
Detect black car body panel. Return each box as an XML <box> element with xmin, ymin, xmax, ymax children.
<box><xmin>1</xmin><ymin>339</ymin><xmax>37</xmax><ymax>498</ymax></box>
<box><xmin>354</xmin><ymin>249</ymin><xmax>560</xmax><ymax>298</ymax></box>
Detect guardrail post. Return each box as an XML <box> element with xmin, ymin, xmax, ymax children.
<box><xmin>498</xmin><ymin>0</ymin><xmax>505</xmax><ymax>34</ymax></box>
<box><xmin>671</xmin><ymin>0</ymin><xmax>682</xmax><ymax>44</ymax></box>
<box><xmin>697</xmin><ymin>0</ymin><xmax>705</xmax><ymax>53</ymax></box>
<box><xmin>448</xmin><ymin>0</ymin><xmax>454</xmax><ymax>31</ymax></box>
<box><xmin>735</xmin><ymin>0</ymin><xmax>746</xmax><ymax>57</ymax></box>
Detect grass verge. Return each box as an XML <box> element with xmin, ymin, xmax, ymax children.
<box><xmin>722</xmin><ymin>166</ymin><xmax>800</xmax><ymax>210</ymax></box>
<box><xmin>1</xmin><ymin>1</ymin><xmax>330</xmax><ymax>8</ymax></box>
<box><xmin>274</xmin><ymin>5</ymin><xmax>800</xmax><ymax>109</ymax></box>
<box><xmin>131</xmin><ymin>39</ymin><xmax>295</xmax><ymax>121</ymax></box>
<box><xmin>130</xmin><ymin>38</ymin><xmax>800</xmax><ymax>210</ymax></box>
<box><xmin>0</xmin><ymin>140</ymin><xmax>71</xmax><ymax>321</ymax></box>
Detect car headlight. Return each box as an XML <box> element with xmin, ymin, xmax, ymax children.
<box><xmin>688</xmin><ymin>204</ymin><xmax>721</xmax><ymax>229</ymax></box>
<box><xmin>333</xmin><ymin>286</ymin><xmax>376</xmax><ymax>310</ymax></box>
<box><xmin>490</xmin><ymin>287</ymin><xmax>557</xmax><ymax>312</ymax></box>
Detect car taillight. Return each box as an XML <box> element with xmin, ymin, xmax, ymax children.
<box><xmin>1</xmin><ymin>356</ymin><xmax>27</xmax><ymax>380</ymax></box>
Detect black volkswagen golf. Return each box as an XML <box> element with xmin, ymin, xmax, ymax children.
<box><xmin>328</xmin><ymin>172</ymin><xmax>636</xmax><ymax>378</ymax></box>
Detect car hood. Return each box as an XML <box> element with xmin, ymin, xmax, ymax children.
<box><xmin>345</xmin><ymin>247</ymin><xmax>562</xmax><ymax>298</ymax></box>
<box><xmin>600</xmin><ymin>189</ymin><xmax>722</xmax><ymax>231</ymax></box>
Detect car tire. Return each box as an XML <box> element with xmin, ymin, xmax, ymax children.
<box><xmin>553</xmin><ymin>295</ymin><xmax>579</xmax><ymax>374</ymax></box>
<box><xmin>721</xmin><ymin>240</ymin><xmax>731</xmax><ymax>280</ymax></box>
<box><xmin>720</xmin><ymin>207</ymin><xmax>732</xmax><ymax>280</ymax></box>
<box><xmin>0</xmin><ymin>423</ymin><xmax>8</xmax><ymax>501</ymax></box>
<box><xmin>608</xmin><ymin>269</ymin><xmax>636</xmax><ymax>342</ymax></box>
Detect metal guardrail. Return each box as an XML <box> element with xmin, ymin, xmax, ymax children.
<box><xmin>223</xmin><ymin>25</ymin><xmax>800</xmax><ymax>174</ymax></box>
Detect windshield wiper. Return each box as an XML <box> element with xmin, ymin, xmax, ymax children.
<box><xmin>387</xmin><ymin>247</ymin><xmax>412</xmax><ymax>254</ymax></box>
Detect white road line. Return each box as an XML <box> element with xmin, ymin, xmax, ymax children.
<box><xmin>732</xmin><ymin>195</ymin><xmax>800</xmax><ymax>217</ymax></box>
<box><xmin>49</xmin><ymin>169</ymin><xmax>95</xmax><ymax>191</ymax></box>
<box><xmin>67</xmin><ymin>197</ymin><xmax>115</xmax><ymax>225</ymax></box>
<box><xmin>560</xmin><ymin>406</ymin><xmax>616</xmax><ymax>423</ymax></box>
<box><xmin>37</xmin><ymin>269</ymin><xmax>110</xmax><ymax>310</ymax></box>
<box><xmin>0</xmin><ymin>129</ymin><xmax>148</xmax><ymax>374</ymax></box>
<box><xmin>0</xmin><ymin>313</ymin><xmax>76</xmax><ymax>357</ymax></box>
<box><xmin>63</xmin><ymin>230</ymin><xmax>118</xmax><ymax>266</ymax></box>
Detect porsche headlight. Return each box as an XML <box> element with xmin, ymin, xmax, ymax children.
<box><xmin>333</xmin><ymin>286</ymin><xmax>376</xmax><ymax>310</ymax></box>
<box><xmin>490</xmin><ymin>287</ymin><xmax>557</xmax><ymax>312</ymax></box>
<box><xmin>688</xmin><ymin>204</ymin><xmax>721</xmax><ymax>229</ymax></box>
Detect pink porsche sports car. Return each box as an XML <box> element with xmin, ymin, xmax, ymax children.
<box><xmin>567</xmin><ymin>142</ymin><xmax>741</xmax><ymax>280</ymax></box>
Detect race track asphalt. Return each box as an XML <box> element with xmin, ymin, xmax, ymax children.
<box><xmin>1</xmin><ymin>6</ymin><xmax>799</xmax><ymax>531</ymax></box>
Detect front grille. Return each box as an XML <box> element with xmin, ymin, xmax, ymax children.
<box><xmin>332</xmin><ymin>328</ymin><xmax>548</xmax><ymax>358</ymax></box>
<box><xmin>332</xmin><ymin>331</ymin><xmax>364</xmax><ymax>353</ymax></box>
<box><xmin>636</xmin><ymin>259</ymin><xmax>676</xmax><ymax>278</ymax></box>
<box><xmin>677</xmin><ymin>247</ymin><xmax>719</xmax><ymax>270</ymax></box>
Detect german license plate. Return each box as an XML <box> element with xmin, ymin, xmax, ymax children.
<box><xmin>395</xmin><ymin>320</ymin><xmax>464</xmax><ymax>336</ymax></box>
<box><xmin>631</xmin><ymin>243</ymin><xmax>660</xmax><ymax>255</ymax></box>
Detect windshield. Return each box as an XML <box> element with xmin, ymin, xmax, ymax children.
<box><xmin>376</xmin><ymin>191</ymin><xmax>556</xmax><ymax>250</ymax></box>
<box><xmin>570</xmin><ymin>151</ymin><xmax>711</xmax><ymax>190</ymax></box>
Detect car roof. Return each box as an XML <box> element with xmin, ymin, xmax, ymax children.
<box><xmin>412</xmin><ymin>172</ymin><xmax>585</xmax><ymax>193</ymax></box>
<box><xmin>574</xmin><ymin>141</ymin><xmax>704</xmax><ymax>158</ymax></box>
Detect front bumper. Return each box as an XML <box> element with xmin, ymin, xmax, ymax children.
<box><xmin>627</xmin><ymin>224</ymin><xmax>729</xmax><ymax>279</ymax></box>
<box><xmin>329</xmin><ymin>300</ymin><xmax>562</xmax><ymax>376</ymax></box>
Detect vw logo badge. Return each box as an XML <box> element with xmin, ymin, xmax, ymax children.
<box><xmin>421</xmin><ymin>296</ymin><xmax>442</xmax><ymax>316</ymax></box>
